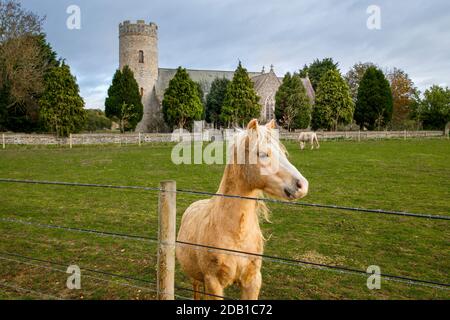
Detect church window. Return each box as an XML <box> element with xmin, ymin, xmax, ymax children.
<box><xmin>139</xmin><ymin>50</ymin><xmax>144</xmax><ymax>63</ymax></box>
<box><xmin>140</xmin><ymin>88</ymin><xmax>144</xmax><ymax>97</ymax></box>
<box><xmin>265</xmin><ymin>95</ymin><xmax>275</xmax><ymax>120</ymax></box>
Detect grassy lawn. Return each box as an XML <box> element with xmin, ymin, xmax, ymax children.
<box><xmin>0</xmin><ymin>139</ymin><xmax>449</xmax><ymax>299</ymax></box>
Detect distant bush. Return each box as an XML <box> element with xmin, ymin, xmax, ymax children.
<box><xmin>84</xmin><ymin>109</ymin><xmax>112</xmax><ymax>132</ymax></box>
<box><xmin>386</xmin><ymin>119</ymin><xmax>421</xmax><ymax>131</ymax></box>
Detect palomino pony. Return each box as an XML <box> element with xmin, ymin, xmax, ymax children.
<box><xmin>298</xmin><ymin>132</ymin><xmax>320</xmax><ymax>150</ymax></box>
<box><xmin>176</xmin><ymin>119</ymin><xmax>309</xmax><ymax>300</ymax></box>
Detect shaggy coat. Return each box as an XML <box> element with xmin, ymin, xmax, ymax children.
<box><xmin>176</xmin><ymin>119</ymin><xmax>308</xmax><ymax>299</ymax></box>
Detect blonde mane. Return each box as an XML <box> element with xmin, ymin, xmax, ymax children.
<box><xmin>229</xmin><ymin>125</ymin><xmax>288</xmax><ymax>161</ymax></box>
<box><xmin>227</xmin><ymin>125</ymin><xmax>289</xmax><ymax>224</ymax></box>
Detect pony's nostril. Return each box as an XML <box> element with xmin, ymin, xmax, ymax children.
<box><xmin>296</xmin><ymin>180</ymin><xmax>303</xmax><ymax>189</ymax></box>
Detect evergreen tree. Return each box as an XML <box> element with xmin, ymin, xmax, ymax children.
<box><xmin>195</xmin><ymin>82</ymin><xmax>205</xmax><ymax>105</ymax></box>
<box><xmin>105</xmin><ymin>65</ymin><xmax>143</xmax><ymax>132</ymax></box>
<box><xmin>275</xmin><ymin>72</ymin><xmax>311</xmax><ymax>130</ymax></box>
<box><xmin>311</xmin><ymin>69</ymin><xmax>354</xmax><ymax>131</ymax></box>
<box><xmin>274</xmin><ymin>72</ymin><xmax>291</xmax><ymax>124</ymax></box>
<box><xmin>36</xmin><ymin>34</ymin><xmax>59</xmax><ymax>70</ymax></box>
<box><xmin>205</xmin><ymin>77</ymin><xmax>230</xmax><ymax>127</ymax></box>
<box><xmin>299</xmin><ymin>58</ymin><xmax>339</xmax><ymax>91</ymax></box>
<box><xmin>413</xmin><ymin>85</ymin><xmax>450</xmax><ymax>130</ymax></box>
<box><xmin>162</xmin><ymin>67</ymin><xmax>203</xmax><ymax>129</ymax></box>
<box><xmin>221</xmin><ymin>62</ymin><xmax>260</xmax><ymax>127</ymax></box>
<box><xmin>195</xmin><ymin>81</ymin><xmax>206</xmax><ymax>119</ymax></box>
<box><xmin>39</xmin><ymin>63</ymin><xmax>86</xmax><ymax>137</ymax></box>
<box><xmin>345</xmin><ymin>62</ymin><xmax>375</xmax><ymax>102</ymax></box>
<box><xmin>354</xmin><ymin>66</ymin><xmax>393</xmax><ymax>130</ymax></box>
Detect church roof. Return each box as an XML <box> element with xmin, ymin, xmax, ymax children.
<box><xmin>251</xmin><ymin>70</ymin><xmax>281</xmax><ymax>92</ymax></box>
<box><xmin>155</xmin><ymin>67</ymin><xmax>314</xmax><ymax>102</ymax></box>
<box><xmin>156</xmin><ymin>68</ymin><xmax>261</xmax><ymax>100</ymax></box>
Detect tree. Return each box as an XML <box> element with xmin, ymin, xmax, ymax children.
<box><xmin>299</xmin><ymin>58</ymin><xmax>339</xmax><ymax>91</ymax></box>
<box><xmin>413</xmin><ymin>85</ymin><xmax>450</xmax><ymax>130</ymax></box>
<box><xmin>221</xmin><ymin>62</ymin><xmax>260</xmax><ymax>127</ymax></box>
<box><xmin>84</xmin><ymin>109</ymin><xmax>112</xmax><ymax>132</ymax></box>
<box><xmin>105</xmin><ymin>65</ymin><xmax>143</xmax><ymax>132</ymax></box>
<box><xmin>275</xmin><ymin>72</ymin><xmax>292</xmax><ymax>126</ymax></box>
<box><xmin>386</xmin><ymin>67</ymin><xmax>416</xmax><ymax>127</ymax></box>
<box><xmin>195</xmin><ymin>81</ymin><xmax>206</xmax><ymax>105</ymax></box>
<box><xmin>1</xmin><ymin>34</ymin><xmax>59</xmax><ymax>132</ymax></box>
<box><xmin>0</xmin><ymin>1</ymin><xmax>52</xmax><ymax>132</ymax></box>
<box><xmin>311</xmin><ymin>69</ymin><xmax>354</xmax><ymax>131</ymax></box>
<box><xmin>275</xmin><ymin>72</ymin><xmax>311</xmax><ymax>131</ymax></box>
<box><xmin>39</xmin><ymin>63</ymin><xmax>86</xmax><ymax>137</ymax></box>
<box><xmin>354</xmin><ymin>66</ymin><xmax>393</xmax><ymax>130</ymax></box>
<box><xmin>162</xmin><ymin>67</ymin><xmax>203</xmax><ymax>129</ymax></box>
<box><xmin>345</xmin><ymin>62</ymin><xmax>375</xmax><ymax>102</ymax></box>
<box><xmin>0</xmin><ymin>0</ymin><xmax>44</xmax><ymax>43</ymax></box>
<box><xmin>195</xmin><ymin>81</ymin><xmax>206</xmax><ymax>120</ymax></box>
<box><xmin>205</xmin><ymin>77</ymin><xmax>230</xmax><ymax>127</ymax></box>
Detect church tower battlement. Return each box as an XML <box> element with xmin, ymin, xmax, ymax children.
<box><xmin>119</xmin><ymin>20</ymin><xmax>158</xmax><ymax>132</ymax></box>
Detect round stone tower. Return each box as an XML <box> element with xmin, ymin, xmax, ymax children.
<box><xmin>119</xmin><ymin>20</ymin><xmax>158</xmax><ymax>132</ymax></box>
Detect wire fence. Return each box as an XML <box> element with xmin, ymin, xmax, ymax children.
<box><xmin>0</xmin><ymin>216</ymin><xmax>448</xmax><ymax>292</ymax></box>
<box><xmin>0</xmin><ymin>178</ymin><xmax>449</xmax><ymax>300</ymax></box>
<box><xmin>1</xmin><ymin>178</ymin><xmax>448</xmax><ymax>221</ymax></box>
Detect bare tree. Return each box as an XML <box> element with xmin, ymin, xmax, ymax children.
<box><xmin>0</xmin><ymin>0</ymin><xmax>46</xmax><ymax>111</ymax></box>
<box><xmin>0</xmin><ymin>0</ymin><xmax>44</xmax><ymax>42</ymax></box>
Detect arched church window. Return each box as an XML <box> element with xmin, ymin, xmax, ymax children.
<box><xmin>139</xmin><ymin>50</ymin><xmax>144</xmax><ymax>63</ymax></box>
<box><xmin>265</xmin><ymin>94</ymin><xmax>275</xmax><ymax>121</ymax></box>
<box><xmin>140</xmin><ymin>88</ymin><xmax>144</xmax><ymax>97</ymax></box>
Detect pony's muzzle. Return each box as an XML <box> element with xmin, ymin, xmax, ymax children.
<box><xmin>294</xmin><ymin>178</ymin><xmax>309</xmax><ymax>199</ymax></box>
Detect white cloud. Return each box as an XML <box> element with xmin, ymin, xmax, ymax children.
<box><xmin>22</xmin><ymin>0</ymin><xmax>450</xmax><ymax>105</ymax></box>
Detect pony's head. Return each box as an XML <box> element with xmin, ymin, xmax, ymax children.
<box><xmin>228</xmin><ymin>119</ymin><xmax>309</xmax><ymax>200</ymax></box>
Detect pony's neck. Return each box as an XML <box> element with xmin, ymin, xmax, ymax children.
<box><xmin>217</xmin><ymin>164</ymin><xmax>257</xmax><ymax>197</ymax></box>
<box><xmin>213</xmin><ymin>164</ymin><xmax>261</xmax><ymax>239</ymax></box>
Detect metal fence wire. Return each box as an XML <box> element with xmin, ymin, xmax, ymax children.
<box><xmin>0</xmin><ymin>178</ymin><xmax>449</xmax><ymax>300</ymax></box>
<box><xmin>1</xmin><ymin>178</ymin><xmax>448</xmax><ymax>220</ymax></box>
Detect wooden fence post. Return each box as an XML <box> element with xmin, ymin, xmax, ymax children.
<box><xmin>157</xmin><ymin>180</ymin><xmax>176</xmax><ymax>300</ymax></box>
<box><xmin>138</xmin><ymin>132</ymin><xmax>141</xmax><ymax>146</ymax></box>
<box><xmin>69</xmin><ymin>133</ymin><xmax>73</xmax><ymax>149</ymax></box>
<box><xmin>2</xmin><ymin>133</ymin><xmax>5</xmax><ymax>149</ymax></box>
<box><xmin>358</xmin><ymin>130</ymin><xmax>361</xmax><ymax>142</ymax></box>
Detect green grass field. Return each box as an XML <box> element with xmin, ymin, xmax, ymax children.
<box><xmin>0</xmin><ymin>139</ymin><xmax>449</xmax><ymax>300</ymax></box>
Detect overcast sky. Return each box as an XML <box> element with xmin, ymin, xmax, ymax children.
<box><xmin>21</xmin><ymin>0</ymin><xmax>450</xmax><ymax>109</ymax></box>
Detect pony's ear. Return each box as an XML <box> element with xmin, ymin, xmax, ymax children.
<box><xmin>246</xmin><ymin>119</ymin><xmax>258</xmax><ymax>130</ymax></box>
<box><xmin>266</xmin><ymin>119</ymin><xmax>276</xmax><ymax>129</ymax></box>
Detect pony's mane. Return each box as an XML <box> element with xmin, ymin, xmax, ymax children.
<box><xmin>227</xmin><ymin>124</ymin><xmax>289</xmax><ymax>225</ymax></box>
<box><xmin>229</xmin><ymin>125</ymin><xmax>287</xmax><ymax>159</ymax></box>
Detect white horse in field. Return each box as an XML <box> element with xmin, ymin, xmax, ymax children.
<box><xmin>298</xmin><ymin>132</ymin><xmax>320</xmax><ymax>150</ymax></box>
<box><xmin>176</xmin><ymin>119</ymin><xmax>309</xmax><ymax>300</ymax></box>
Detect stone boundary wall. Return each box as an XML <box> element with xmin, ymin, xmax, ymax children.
<box><xmin>0</xmin><ymin>131</ymin><xmax>445</xmax><ymax>146</ymax></box>
<box><xmin>1</xmin><ymin>133</ymin><xmax>173</xmax><ymax>146</ymax></box>
<box><xmin>281</xmin><ymin>130</ymin><xmax>445</xmax><ymax>140</ymax></box>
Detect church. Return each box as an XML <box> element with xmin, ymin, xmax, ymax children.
<box><xmin>119</xmin><ymin>20</ymin><xmax>315</xmax><ymax>132</ymax></box>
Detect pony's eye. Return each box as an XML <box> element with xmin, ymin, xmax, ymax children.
<box><xmin>258</xmin><ymin>152</ymin><xmax>268</xmax><ymax>158</ymax></box>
